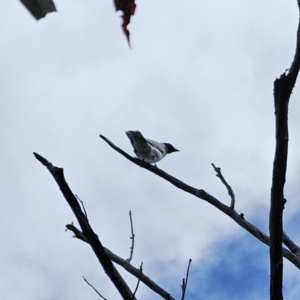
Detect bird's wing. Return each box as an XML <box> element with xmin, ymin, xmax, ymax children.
<box><xmin>145</xmin><ymin>138</ymin><xmax>165</xmax><ymax>154</ymax></box>
<box><xmin>125</xmin><ymin>131</ymin><xmax>151</xmax><ymax>153</ymax></box>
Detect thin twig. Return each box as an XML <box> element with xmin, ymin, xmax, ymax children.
<box><xmin>83</xmin><ymin>276</ymin><xmax>107</xmax><ymax>300</ymax></box>
<box><xmin>180</xmin><ymin>259</ymin><xmax>192</xmax><ymax>300</ymax></box>
<box><xmin>211</xmin><ymin>163</ymin><xmax>235</xmax><ymax>209</ymax></box>
<box><xmin>126</xmin><ymin>211</ymin><xmax>135</xmax><ymax>263</ymax></box>
<box><xmin>76</xmin><ymin>195</ymin><xmax>89</xmax><ymax>221</ymax></box>
<box><xmin>132</xmin><ymin>262</ymin><xmax>143</xmax><ymax>299</ymax></box>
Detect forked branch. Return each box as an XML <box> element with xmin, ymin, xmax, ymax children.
<box><xmin>211</xmin><ymin>163</ymin><xmax>235</xmax><ymax>209</ymax></box>
<box><xmin>66</xmin><ymin>223</ymin><xmax>175</xmax><ymax>300</ymax></box>
<box><xmin>33</xmin><ymin>152</ymin><xmax>137</xmax><ymax>300</ymax></box>
<box><xmin>99</xmin><ymin>135</ymin><xmax>300</xmax><ymax>270</ymax></box>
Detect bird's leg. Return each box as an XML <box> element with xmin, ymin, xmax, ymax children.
<box><xmin>152</xmin><ymin>157</ymin><xmax>157</xmax><ymax>167</ymax></box>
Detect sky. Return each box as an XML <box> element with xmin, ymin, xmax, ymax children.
<box><xmin>1</xmin><ymin>0</ymin><xmax>300</xmax><ymax>299</ymax></box>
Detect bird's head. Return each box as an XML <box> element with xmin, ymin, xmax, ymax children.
<box><xmin>164</xmin><ymin>143</ymin><xmax>179</xmax><ymax>154</ymax></box>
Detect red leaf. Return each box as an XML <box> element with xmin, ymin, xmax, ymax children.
<box><xmin>114</xmin><ymin>0</ymin><xmax>136</xmax><ymax>46</ymax></box>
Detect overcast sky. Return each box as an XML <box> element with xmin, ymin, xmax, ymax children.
<box><xmin>1</xmin><ymin>1</ymin><xmax>300</xmax><ymax>299</ymax></box>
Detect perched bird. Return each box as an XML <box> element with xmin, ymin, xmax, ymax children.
<box><xmin>125</xmin><ymin>130</ymin><xmax>179</xmax><ymax>164</ymax></box>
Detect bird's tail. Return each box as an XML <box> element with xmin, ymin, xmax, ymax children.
<box><xmin>125</xmin><ymin>130</ymin><xmax>150</xmax><ymax>153</ymax></box>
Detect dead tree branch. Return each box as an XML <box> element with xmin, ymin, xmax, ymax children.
<box><xmin>283</xmin><ymin>231</ymin><xmax>300</xmax><ymax>258</ymax></box>
<box><xmin>126</xmin><ymin>211</ymin><xmax>135</xmax><ymax>263</ymax></box>
<box><xmin>66</xmin><ymin>224</ymin><xmax>175</xmax><ymax>300</ymax></box>
<box><xmin>83</xmin><ymin>276</ymin><xmax>107</xmax><ymax>300</ymax></box>
<box><xmin>99</xmin><ymin>135</ymin><xmax>300</xmax><ymax>270</ymax></box>
<box><xmin>270</xmin><ymin>2</ymin><xmax>300</xmax><ymax>298</ymax></box>
<box><xmin>33</xmin><ymin>152</ymin><xmax>137</xmax><ymax>300</ymax></box>
<box><xmin>76</xmin><ymin>195</ymin><xmax>89</xmax><ymax>221</ymax></box>
<box><xmin>211</xmin><ymin>163</ymin><xmax>235</xmax><ymax>209</ymax></box>
<box><xmin>132</xmin><ymin>263</ymin><xmax>143</xmax><ymax>299</ymax></box>
<box><xmin>180</xmin><ymin>259</ymin><xmax>192</xmax><ymax>300</ymax></box>
<box><xmin>66</xmin><ymin>223</ymin><xmax>89</xmax><ymax>243</ymax></box>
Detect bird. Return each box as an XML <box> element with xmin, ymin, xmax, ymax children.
<box><xmin>125</xmin><ymin>130</ymin><xmax>179</xmax><ymax>164</ymax></box>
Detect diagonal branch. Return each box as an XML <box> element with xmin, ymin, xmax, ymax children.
<box><xmin>33</xmin><ymin>152</ymin><xmax>137</xmax><ymax>300</ymax></box>
<box><xmin>283</xmin><ymin>231</ymin><xmax>300</xmax><ymax>258</ymax></box>
<box><xmin>132</xmin><ymin>263</ymin><xmax>143</xmax><ymax>299</ymax></box>
<box><xmin>83</xmin><ymin>276</ymin><xmax>108</xmax><ymax>300</ymax></box>
<box><xmin>99</xmin><ymin>135</ymin><xmax>300</xmax><ymax>270</ymax></box>
<box><xmin>66</xmin><ymin>224</ymin><xmax>176</xmax><ymax>300</ymax></box>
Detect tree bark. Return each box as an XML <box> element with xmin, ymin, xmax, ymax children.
<box><xmin>269</xmin><ymin>2</ymin><xmax>300</xmax><ymax>299</ymax></box>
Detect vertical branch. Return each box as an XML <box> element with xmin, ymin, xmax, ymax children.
<box><xmin>180</xmin><ymin>259</ymin><xmax>192</xmax><ymax>300</ymax></box>
<box><xmin>126</xmin><ymin>211</ymin><xmax>135</xmax><ymax>263</ymax></box>
<box><xmin>270</xmin><ymin>75</ymin><xmax>288</xmax><ymax>300</ymax></box>
<box><xmin>270</xmin><ymin>2</ymin><xmax>300</xmax><ymax>299</ymax></box>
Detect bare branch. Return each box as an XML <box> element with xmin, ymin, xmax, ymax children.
<box><xmin>66</xmin><ymin>224</ymin><xmax>176</xmax><ymax>300</ymax></box>
<box><xmin>66</xmin><ymin>224</ymin><xmax>89</xmax><ymax>243</ymax></box>
<box><xmin>76</xmin><ymin>195</ymin><xmax>89</xmax><ymax>221</ymax></box>
<box><xmin>132</xmin><ymin>263</ymin><xmax>143</xmax><ymax>299</ymax></box>
<box><xmin>34</xmin><ymin>152</ymin><xmax>137</xmax><ymax>300</ymax></box>
<box><xmin>287</xmin><ymin>0</ymin><xmax>300</xmax><ymax>85</ymax></box>
<box><xmin>126</xmin><ymin>211</ymin><xmax>135</xmax><ymax>263</ymax></box>
<box><xmin>99</xmin><ymin>135</ymin><xmax>300</xmax><ymax>270</ymax></box>
<box><xmin>270</xmin><ymin>73</ymin><xmax>288</xmax><ymax>299</ymax></box>
<box><xmin>83</xmin><ymin>276</ymin><xmax>107</xmax><ymax>300</ymax></box>
<box><xmin>211</xmin><ymin>163</ymin><xmax>235</xmax><ymax>209</ymax></box>
<box><xmin>180</xmin><ymin>259</ymin><xmax>192</xmax><ymax>300</ymax></box>
<box><xmin>283</xmin><ymin>231</ymin><xmax>300</xmax><ymax>258</ymax></box>
<box><xmin>269</xmin><ymin>3</ymin><xmax>300</xmax><ymax>298</ymax></box>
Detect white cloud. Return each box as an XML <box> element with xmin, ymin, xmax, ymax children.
<box><xmin>1</xmin><ymin>1</ymin><xmax>299</xmax><ymax>299</ymax></box>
